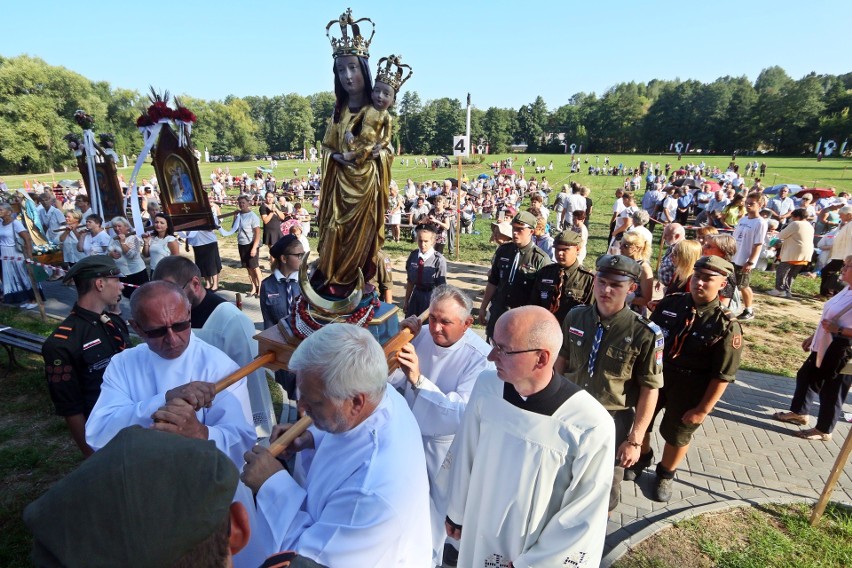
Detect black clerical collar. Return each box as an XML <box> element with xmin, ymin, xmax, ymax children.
<box><xmin>503</xmin><ymin>373</ymin><xmax>581</xmax><ymax>416</ymax></box>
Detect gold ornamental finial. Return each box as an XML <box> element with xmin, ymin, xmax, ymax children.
<box><xmin>374</xmin><ymin>54</ymin><xmax>413</xmax><ymax>92</ymax></box>
<box><xmin>326</xmin><ymin>8</ymin><xmax>375</xmax><ymax>59</ymax></box>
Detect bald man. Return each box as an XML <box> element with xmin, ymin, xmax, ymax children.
<box><xmin>443</xmin><ymin>306</ymin><xmax>613</xmax><ymax>567</ymax></box>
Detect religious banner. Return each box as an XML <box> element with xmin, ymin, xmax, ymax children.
<box><xmin>66</xmin><ymin>112</ymin><xmax>126</xmax><ymax>222</ymax></box>
<box><xmin>135</xmin><ymin>91</ymin><xmax>216</xmax><ymax>232</ymax></box>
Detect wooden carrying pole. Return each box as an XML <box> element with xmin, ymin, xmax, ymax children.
<box><xmin>267</xmin><ymin>415</ymin><xmax>314</xmax><ymax>457</ymax></box>
<box><xmin>384</xmin><ymin>309</ymin><xmax>430</xmax><ymax>374</ymax></box>
<box><xmin>810</xmin><ymin>428</ymin><xmax>852</xmax><ymax>525</ymax></box>
<box><xmin>214</xmin><ymin>351</ymin><xmax>277</xmax><ymax>394</ymax></box>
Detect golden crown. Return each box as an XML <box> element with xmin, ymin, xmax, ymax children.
<box><xmin>326</xmin><ymin>8</ymin><xmax>375</xmax><ymax>59</ymax></box>
<box><xmin>375</xmin><ymin>54</ymin><xmax>413</xmax><ymax>92</ymax></box>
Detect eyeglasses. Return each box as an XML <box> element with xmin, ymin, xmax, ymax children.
<box><xmin>284</xmin><ymin>251</ymin><xmax>306</xmax><ymax>258</ymax></box>
<box><xmin>139</xmin><ymin>320</ymin><xmax>192</xmax><ymax>338</ymax></box>
<box><xmin>491</xmin><ymin>342</ymin><xmax>542</xmax><ymax>356</ymax></box>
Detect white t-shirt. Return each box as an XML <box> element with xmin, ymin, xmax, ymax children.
<box><xmin>732</xmin><ymin>215</ymin><xmax>768</xmax><ymax>266</ymax></box>
<box><xmin>236</xmin><ymin>211</ymin><xmax>260</xmax><ymax>245</ymax></box>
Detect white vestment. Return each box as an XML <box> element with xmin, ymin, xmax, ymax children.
<box><xmin>388</xmin><ymin>328</ymin><xmax>493</xmax><ymax>563</ymax></box>
<box><xmin>253</xmin><ymin>388</ymin><xmax>432</xmax><ymax>567</ymax></box>
<box><xmin>443</xmin><ymin>371</ymin><xmax>614</xmax><ymax>568</ymax></box>
<box><xmin>193</xmin><ymin>302</ymin><xmax>275</xmax><ymax>439</ymax></box>
<box><xmin>85</xmin><ymin>335</ymin><xmax>255</xmax><ymax>467</ymax></box>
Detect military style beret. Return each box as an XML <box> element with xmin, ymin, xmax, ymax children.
<box><xmin>270</xmin><ymin>234</ymin><xmax>300</xmax><ymax>259</ymax></box>
<box><xmin>694</xmin><ymin>255</ymin><xmax>734</xmax><ymax>277</ymax></box>
<box><xmin>62</xmin><ymin>255</ymin><xmax>124</xmax><ymax>283</ymax></box>
<box><xmin>595</xmin><ymin>254</ymin><xmax>641</xmax><ymax>281</ymax></box>
<box><xmin>24</xmin><ymin>427</ymin><xmax>239</xmax><ymax>568</ymax></box>
<box><xmin>554</xmin><ymin>230</ymin><xmax>583</xmax><ymax>247</ymax></box>
<box><xmin>511</xmin><ymin>210</ymin><xmax>538</xmax><ymax>229</ymax></box>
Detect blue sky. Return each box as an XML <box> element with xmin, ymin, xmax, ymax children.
<box><xmin>2</xmin><ymin>0</ymin><xmax>849</xmax><ymax>111</ymax></box>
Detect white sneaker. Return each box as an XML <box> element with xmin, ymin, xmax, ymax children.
<box><xmin>21</xmin><ymin>303</ymin><xmax>38</xmax><ymax>309</ymax></box>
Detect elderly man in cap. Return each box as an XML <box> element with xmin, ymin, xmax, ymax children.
<box><xmin>241</xmin><ymin>323</ymin><xmax>432</xmax><ymax>567</ymax></box>
<box><xmin>530</xmin><ymin>230</ymin><xmax>594</xmax><ymax>324</ymax></box>
<box><xmin>24</xmin><ymin>427</ymin><xmax>252</xmax><ymax>567</ymax></box>
<box><xmin>630</xmin><ymin>256</ymin><xmax>743</xmax><ymax>501</ymax></box>
<box><xmin>390</xmin><ymin>284</ymin><xmax>493</xmax><ymax>566</ymax></box>
<box><xmin>554</xmin><ymin>255</ymin><xmax>663</xmax><ymax>511</ymax></box>
<box><xmin>41</xmin><ymin>256</ymin><xmax>130</xmax><ymax>457</ymax></box>
<box><xmin>478</xmin><ymin>210</ymin><xmax>551</xmax><ymax>340</ymax></box>
<box><xmin>85</xmin><ymin>281</ymin><xmax>255</xmax><ymax>466</ymax></box>
<box><xmin>443</xmin><ymin>306</ymin><xmax>614</xmax><ymax>567</ymax></box>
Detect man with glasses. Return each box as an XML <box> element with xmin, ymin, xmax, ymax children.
<box><xmin>478</xmin><ymin>211</ymin><xmax>551</xmax><ymax>340</ymax></box>
<box><xmin>153</xmin><ymin>254</ymin><xmax>277</xmax><ymax>439</ymax></box>
<box><xmin>42</xmin><ymin>256</ymin><xmax>130</xmax><ymax>457</ymax></box>
<box><xmin>85</xmin><ymin>280</ymin><xmax>255</xmax><ymax>466</ymax></box>
<box><xmin>731</xmin><ymin>192</ymin><xmax>768</xmax><ymax>321</ymax></box>
<box><xmin>444</xmin><ymin>305</ymin><xmax>613</xmax><ymax>567</ymax></box>
<box><xmin>633</xmin><ymin>256</ymin><xmax>743</xmax><ymax>501</ymax></box>
<box><xmin>554</xmin><ymin>255</ymin><xmax>663</xmax><ymax>511</ymax></box>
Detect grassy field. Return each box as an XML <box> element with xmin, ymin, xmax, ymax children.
<box><xmin>613</xmin><ymin>503</ymin><xmax>852</xmax><ymax>568</ymax></box>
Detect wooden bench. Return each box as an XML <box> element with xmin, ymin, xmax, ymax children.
<box><xmin>0</xmin><ymin>326</ymin><xmax>46</xmax><ymax>373</ymax></box>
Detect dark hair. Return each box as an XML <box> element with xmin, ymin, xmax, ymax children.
<box><xmin>791</xmin><ymin>208</ymin><xmax>807</xmax><ymax>220</ymax></box>
<box><xmin>332</xmin><ymin>56</ymin><xmax>373</xmax><ymax>124</ymax></box>
<box><xmin>86</xmin><ymin>213</ymin><xmax>103</xmax><ymax>225</ymax></box>
<box><xmin>153</xmin><ymin>213</ymin><xmax>175</xmax><ymax>237</ymax></box>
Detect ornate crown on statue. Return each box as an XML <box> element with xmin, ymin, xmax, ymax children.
<box><xmin>326</xmin><ymin>8</ymin><xmax>375</xmax><ymax>59</ymax></box>
<box><xmin>375</xmin><ymin>54</ymin><xmax>412</xmax><ymax>92</ymax></box>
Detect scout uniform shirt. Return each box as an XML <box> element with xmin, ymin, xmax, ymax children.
<box><xmin>560</xmin><ymin>304</ymin><xmax>664</xmax><ymax>410</ymax></box>
<box><xmin>42</xmin><ymin>304</ymin><xmax>130</xmax><ymax>418</ymax></box>
<box><xmin>486</xmin><ymin>240</ymin><xmax>551</xmax><ymax>336</ymax></box>
<box><xmin>531</xmin><ymin>260</ymin><xmax>595</xmax><ymax>324</ymax></box>
<box><xmin>649</xmin><ymin>293</ymin><xmax>742</xmax><ymax>398</ymax></box>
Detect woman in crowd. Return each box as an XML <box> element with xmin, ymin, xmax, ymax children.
<box><xmin>0</xmin><ymin>201</ymin><xmax>37</xmax><ymax>308</ymax></box>
<box><xmin>387</xmin><ymin>182</ymin><xmax>403</xmax><ymax>242</ymax></box>
<box><xmin>532</xmin><ymin>217</ymin><xmax>554</xmax><ymax>261</ymax></box>
<box><xmin>619</xmin><ymin>230</ymin><xmax>654</xmax><ymax>315</ymax></box>
<box><xmin>768</xmin><ymin>208</ymin><xmax>814</xmax><ymax>298</ymax></box>
<box><xmin>259</xmin><ymin>191</ymin><xmax>287</xmax><ymax>254</ymax></box>
<box><xmin>773</xmin><ymin>254</ymin><xmax>852</xmax><ymax>441</ymax></box>
<box><xmin>403</xmin><ymin>226</ymin><xmax>446</xmax><ymax>318</ymax></box>
<box><xmin>696</xmin><ymin>225</ymin><xmax>719</xmax><ymax>246</ymax></box>
<box><xmin>141</xmin><ymin>213</ymin><xmax>179</xmax><ymax>273</ymax></box>
<box><xmin>76</xmin><ymin>214</ymin><xmax>111</xmax><ymax>257</ymax></box>
<box><xmin>570</xmin><ymin>209</ymin><xmax>589</xmax><ymax>265</ymax></box>
<box><xmin>720</xmin><ymin>194</ymin><xmax>747</xmax><ymax>229</ymax></box>
<box><xmin>428</xmin><ymin>195</ymin><xmax>453</xmax><ymax>254</ymax></box>
<box><xmin>59</xmin><ymin>209</ymin><xmax>84</xmax><ymax>268</ymax></box>
<box><xmin>109</xmin><ymin>216</ymin><xmax>149</xmax><ymax>298</ymax></box>
<box><xmin>608</xmin><ymin>191</ymin><xmax>638</xmax><ymax>255</ymax></box>
<box><xmin>665</xmin><ymin>240</ymin><xmax>703</xmax><ymax>295</ymax></box>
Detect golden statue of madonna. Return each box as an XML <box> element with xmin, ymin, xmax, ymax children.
<box><xmin>310</xmin><ymin>9</ymin><xmax>412</xmax><ymax>302</ymax></box>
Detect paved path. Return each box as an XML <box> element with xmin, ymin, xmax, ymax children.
<box><xmin>23</xmin><ymin>277</ymin><xmax>852</xmax><ymax>567</ymax></box>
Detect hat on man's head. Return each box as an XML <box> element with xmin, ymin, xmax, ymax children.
<box><xmin>24</xmin><ymin>427</ymin><xmax>238</xmax><ymax>568</ymax></box>
<box><xmin>554</xmin><ymin>230</ymin><xmax>583</xmax><ymax>247</ymax></box>
<box><xmin>694</xmin><ymin>255</ymin><xmax>733</xmax><ymax>277</ymax></box>
<box><xmin>62</xmin><ymin>255</ymin><xmax>124</xmax><ymax>284</ymax></box>
<box><xmin>490</xmin><ymin>220</ymin><xmax>512</xmax><ymax>240</ymax></box>
<box><xmin>511</xmin><ymin>210</ymin><xmax>537</xmax><ymax>229</ymax></box>
<box><xmin>595</xmin><ymin>254</ymin><xmax>641</xmax><ymax>281</ymax></box>
<box><xmin>270</xmin><ymin>234</ymin><xmax>300</xmax><ymax>260</ymax></box>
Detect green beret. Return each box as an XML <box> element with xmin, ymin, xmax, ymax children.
<box><xmin>694</xmin><ymin>255</ymin><xmax>734</xmax><ymax>277</ymax></box>
<box><xmin>62</xmin><ymin>255</ymin><xmax>124</xmax><ymax>284</ymax></box>
<box><xmin>554</xmin><ymin>230</ymin><xmax>583</xmax><ymax>247</ymax></box>
<box><xmin>511</xmin><ymin>210</ymin><xmax>538</xmax><ymax>229</ymax></box>
<box><xmin>24</xmin><ymin>427</ymin><xmax>238</xmax><ymax>568</ymax></box>
<box><xmin>595</xmin><ymin>254</ymin><xmax>641</xmax><ymax>281</ymax></box>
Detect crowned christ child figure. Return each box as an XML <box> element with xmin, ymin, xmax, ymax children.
<box><xmin>336</xmin><ymin>54</ymin><xmax>412</xmax><ymax>168</ymax></box>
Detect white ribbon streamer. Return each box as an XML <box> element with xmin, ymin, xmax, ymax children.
<box><xmin>82</xmin><ymin>129</ymin><xmax>103</xmax><ymax>219</ymax></box>
<box><xmin>127</xmin><ymin>120</ymin><xmax>168</xmax><ymax>234</ymax></box>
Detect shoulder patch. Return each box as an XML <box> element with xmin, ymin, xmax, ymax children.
<box><xmin>639</xmin><ymin>316</ymin><xmax>664</xmax><ymax>336</ymax></box>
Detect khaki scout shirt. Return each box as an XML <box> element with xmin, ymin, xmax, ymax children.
<box><xmin>560</xmin><ymin>304</ymin><xmax>664</xmax><ymax>411</ymax></box>
<box><xmin>530</xmin><ymin>261</ymin><xmax>595</xmax><ymax>324</ymax></box>
<box><xmin>650</xmin><ymin>294</ymin><xmax>742</xmax><ymax>385</ymax></box>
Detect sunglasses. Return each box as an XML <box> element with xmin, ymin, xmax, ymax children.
<box><xmin>139</xmin><ymin>320</ymin><xmax>192</xmax><ymax>338</ymax></box>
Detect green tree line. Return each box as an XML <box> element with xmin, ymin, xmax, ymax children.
<box><xmin>1</xmin><ymin>55</ymin><xmax>849</xmax><ymax>174</ymax></box>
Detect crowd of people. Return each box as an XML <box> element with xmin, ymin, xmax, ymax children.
<box><xmin>0</xmin><ymin>154</ymin><xmax>849</xmax><ymax>568</ymax></box>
